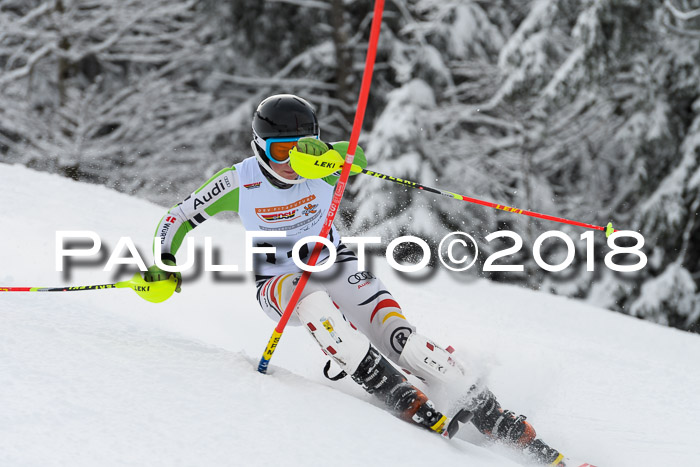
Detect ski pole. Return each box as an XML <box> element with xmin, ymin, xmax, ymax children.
<box><xmin>0</xmin><ymin>272</ymin><xmax>178</xmax><ymax>303</ymax></box>
<box><xmin>289</xmin><ymin>148</ymin><xmax>617</xmax><ymax>237</ymax></box>
<box><xmin>257</xmin><ymin>0</ymin><xmax>385</xmax><ymax>374</ymax></box>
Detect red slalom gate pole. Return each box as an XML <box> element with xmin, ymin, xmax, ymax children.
<box><xmin>257</xmin><ymin>0</ymin><xmax>385</xmax><ymax>373</ymax></box>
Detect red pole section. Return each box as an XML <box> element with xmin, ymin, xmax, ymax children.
<box><xmin>456</xmin><ymin>195</ymin><xmax>608</xmax><ymax>232</ymax></box>
<box><xmin>258</xmin><ymin>0</ymin><xmax>385</xmax><ymax>373</ymax></box>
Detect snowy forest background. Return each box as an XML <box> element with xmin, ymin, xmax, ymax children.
<box><xmin>1</xmin><ymin>0</ymin><xmax>699</xmax><ymax>333</ymax></box>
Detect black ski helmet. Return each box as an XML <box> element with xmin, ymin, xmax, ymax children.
<box><xmin>252</xmin><ymin>94</ymin><xmax>319</xmax><ymax>141</ymax></box>
<box><xmin>251</xmin><ymin>94</ymin><xmax>320</xmax><ymax>187</ymax></box>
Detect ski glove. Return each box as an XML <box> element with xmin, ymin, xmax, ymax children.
<box><xmin>296</xmin><ymin>137</ymin><xmax>329</xmax><ymax>156</ymax></box>
<box><xmin>323</xmin><ymin>141</ymin><xmax>367</xmax><ymax>185</ymax></box>
<box><xmin>295</xmin><ymin>137</ymin><xmax>367</xmax><ymax>186</ymax></box>
<box><xmin>144</xmin><ymin>258</ymin><xmax>182</xmax><ymax>293</ymax></box>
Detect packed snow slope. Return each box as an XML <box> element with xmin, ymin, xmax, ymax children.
<box><xmin>1</xmin><ymin>164</ymin><xmax>699</xmax><ymax>467</ymax></box>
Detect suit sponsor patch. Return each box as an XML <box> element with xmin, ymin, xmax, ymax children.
<box><xmin>255</xmin><ymin>195</ymin><xmax>320</xmax><ymax>224</ymax></box>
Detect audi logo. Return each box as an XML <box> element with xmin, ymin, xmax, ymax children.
<box><xmin>347</xmin><ymin>271</ymin><xmax>376</xmax><ymax>284</ymax></box>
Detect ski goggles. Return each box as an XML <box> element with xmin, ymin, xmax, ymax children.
<box><xmin>254</xmin><ymin>133</ymin><xmax>320</xmax><ymax>164</ymax></box>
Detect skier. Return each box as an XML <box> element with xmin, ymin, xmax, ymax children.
<box><xmin>145</xmin><ymin>94</ymin><xmax>567</xmax><ymax>466</ymax></box>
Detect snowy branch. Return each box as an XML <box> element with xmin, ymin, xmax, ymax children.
<box><xmin>211</xmin><ymin>72</ymin><xmax>338</xmax><ymax>91</ymax></box>
<box><xmin>0</xmin><ymin>1</ymin><xmax>53</xmax><ymax>43</ymax></box>
<box><xmin>0</xmin><ymin>43</ymin><xmax>54</xmax><ymax>86</ymax></box>
<box><xmin>661</xmin><ymin>15</ymin><xmax>700</xmax><ymax>38</ymax></box>
<box><xmin>58</xmin><ymin>12</ymin><xmax>149</xmax><ymax>63</ymax></box>
<box><xmin>664</xmin><ymin>0</ymin><xmax>700</xmax><ymax>21</ymax></box>
<box><xmin>265</xmin><ymin>0</ymin><xmax>332</xmax><ymax>9</ymax></box>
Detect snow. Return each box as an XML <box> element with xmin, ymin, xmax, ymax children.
<box><xmin>2</xmin><ymin>164</ymin><xmax>700</xmax><ymax>467</ymax></box>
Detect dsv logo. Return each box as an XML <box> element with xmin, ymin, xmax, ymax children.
<box><xmin>347</xmin><ymin>271</ymin><xmax>376</xmax><ymax>285</ymax></box>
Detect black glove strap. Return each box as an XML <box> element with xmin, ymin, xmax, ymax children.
<box><xmin>323</xmin><ymin>360</ymin><xmax>347</xmax><ymax>381</ymax></box>
<box><xmin>160</xmin><ymin>252</ymin><xmax>177</xmax><ymax>264</ymax></box>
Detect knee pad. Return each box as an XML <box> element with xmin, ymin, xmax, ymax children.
<box><xmin>397</xmin><ymin>333</ymin><xmax>467</xmax><ymax>387</ymax></box>
<box><xmin>295</xmin><ymin>291</ymin><xmax>370</xmax><ymax>375</ymax></box>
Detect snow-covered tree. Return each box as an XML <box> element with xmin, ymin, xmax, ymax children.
<box><xmin>347</xmin><ymin>0</ymin><xmax>700</xmax><ymax>331</ymax></box>
<box><xmin>1</xmin><ymin>0</ymin><xmax>698</xmax><ymax>332</ymax></box>
<box><xmin>0</xmin><ymin>0</ymin><xmax>240</xmax><ymax>202</ymax></box>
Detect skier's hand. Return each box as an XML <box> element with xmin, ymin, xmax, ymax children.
<box><xmin>296</xmin><ymin>137</ymin><xmax>329</xmax><ymax>155</ymax></box>
<box><xmin>320</xmin><ymin>141</ymin><xmax>367</xmax><ymax>185</ymax></box>
<box><xmin>332</xmin><ymin>141</ymin><xmax>367</xmax><ymax>173</ymax></box>
<box><xmin>144</xmin><ymin>259</ymin><xmax>182</xmax><ymax>293</ymax></box>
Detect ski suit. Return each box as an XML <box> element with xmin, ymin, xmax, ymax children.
<box><xmin>151</xmin><ymin>150</ymin><xmax>567</xmax><ymax>466</ymax></box>
<box><xmin>154</xmin><ymin>155</ymin><xmax>418</xmax><ymax>365</ymax></box>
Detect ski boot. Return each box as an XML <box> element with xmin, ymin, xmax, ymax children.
<box><xmin>470</xmin><ymin>389</ymin><xmax>565</xmax><ymax>466</ymax></box>
<box><xmin>352</xmin><ymin>345</ymin><xmax>466</xmax><ymax>438</ymax></box>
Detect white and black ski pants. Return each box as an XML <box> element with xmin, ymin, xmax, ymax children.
<box><xmin>255</xmin><ymin>243</ymin><xmax>415</xmax><ymax>364</ymax></box>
